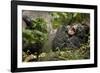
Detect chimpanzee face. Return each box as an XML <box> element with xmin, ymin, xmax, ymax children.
<box><xmin>66</xmin><ymin>24</ymin><xmax>89</xmax><ymax>37</ymax></box>
<box><xmin>66</xmin><ymin>25</ymin><xmax>77</xmax><ymax>36</ymax></box>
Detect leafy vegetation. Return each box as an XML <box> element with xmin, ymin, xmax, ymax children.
<box><xmin>50</xmin><ymin>12</ymin><xmax>90</xmax><ymax>29</ymax></box>
<box><xmin>23</xmin><ymin>18</ymin><xmax>48</xmax><ymax>47</ymax></box>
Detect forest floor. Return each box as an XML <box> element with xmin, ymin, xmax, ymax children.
<box><xmin>23</xmin><ymin>43</ymin><xmax>90</xmax><ymax>62</ymax></box>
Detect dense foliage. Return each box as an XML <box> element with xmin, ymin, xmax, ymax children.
<box><xmin>23</xmin><ymin>18</ymin><xmax>48</xmax><ymax>48</ymax></box>
<box><xmin>50</xmin><ymin>12</ymin><xmax>89</xmax><ymax>29</ymax></box>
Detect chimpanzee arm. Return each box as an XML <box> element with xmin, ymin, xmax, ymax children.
<box><xmin>22</xmin><ymin>15</ymin><xmax>33</xmax><ymax>28</ymax></box>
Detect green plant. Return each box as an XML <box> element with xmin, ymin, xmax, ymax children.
<box><xmin>50</xmin><ymin>12</ymin><xmax>90</xmax><ymax>29</ymax></box>
<box><xmin>23</xmin><ymin>17</ymin><xmax>48</xmax><ymax>48</ymax></box>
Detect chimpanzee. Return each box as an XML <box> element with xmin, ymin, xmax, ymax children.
<box><xmin>52</xmin><ymin>23</ymin><xmax>89</xmax><ymax>51</ymax></box>
<box><xmin>23</xmin><ymin>43</ymin><xmax>42</xmax><ymax>61</ymax></box>
<box><xmin>22</xmin><ymin>15</ymin><xmax>43</xmax><ymax>61</ymax></box>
